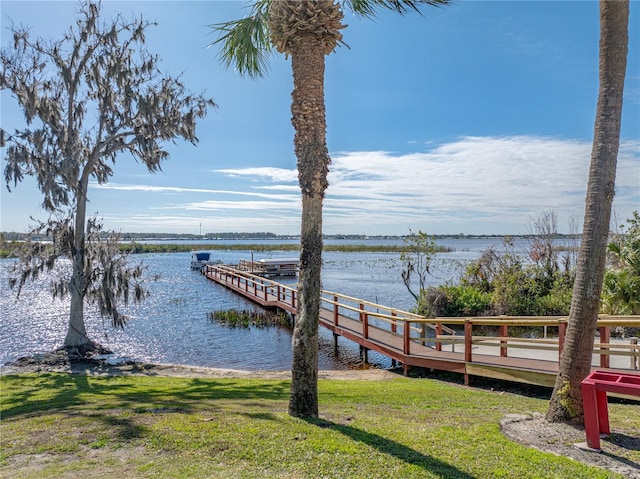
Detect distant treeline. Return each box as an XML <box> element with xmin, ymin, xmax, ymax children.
<box><xmin>119</xmin><ymin>243</ymin><xmax>454</xmax><ymax>254</ymax></box>
<box><xmin>0</xmin><ymin>231</ymin><xmax>289</xmax><ymax>242</ymax></box>
<box><xmin>0</xmin><ymin>231</ymin><xmax>586</xmax><ymax>258</ymax></box>
<box><xmin>0</xmin><ymin>231</ymin><xmax>582</xmax><ymax>242</ymax></box>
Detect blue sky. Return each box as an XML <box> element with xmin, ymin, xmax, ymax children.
<box><xmin>1</xmin><ymin>0</ymin><xmax>638</xmax><ymax>236</ymax></box>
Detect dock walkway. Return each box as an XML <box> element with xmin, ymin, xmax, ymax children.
<box><xmin>204</xmin><ymin>264</ymin><xmax>640</xmax><ymax>388</ymax></box>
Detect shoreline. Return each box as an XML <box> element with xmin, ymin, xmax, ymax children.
<box><xmin>0</xmin><ymin>350</ymin><xmax>399</xmax><ymax>380</ymax></box>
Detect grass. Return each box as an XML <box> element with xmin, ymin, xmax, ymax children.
<box><xmin>1</xmin><ymin>373</ymin><xmax>638</xmax><ymax>478</ymax></box>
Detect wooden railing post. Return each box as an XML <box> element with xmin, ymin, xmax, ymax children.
<box><xmin>435</xmin><ymin>323</ymin><xmax>442</xmax><ymax>352</ymax></box>
<box><xmin>464</xmin><ymin>320</ymin><xmax>472</xmax><ymax>386</ymax></box>
<box><xmin>334</xmin><ymin>295</ymin><xmax>339</xmax><ymax>327</ymax></box>
<box><xmin>599</xmin><ymin>326</ymin><xmax>610</xmax><ymax>369</ymax></box>
<box><xmin>391</xmin><ymin>311</ymin><xmax>397</xmax><ymax>334</ymax></box>
<box><xmin>500</xmin><ymin>324</ymin><xmax>508</xmax><ymax>357</ymax></box>
<box><xmin>404</xmin><ymin>320</ymin><xmax>411</xmax><ymax>355</ymax></box>
<box><xmin>558</xmin><ymin>321</ymin><xmax>567</xmax><ymax>360</ymax></box>
<box><xmin>363</xmin><ymin>312</ymin><xmax>369</xmax><ymax>339</ymax></box>
<box><xmin>464</xmin><ymin>320</ymin><xmax>472</xmax><ymax>363</ymax></box>
<box><xmin>631</xmin><ymin>338</ymin><xmax>639</xmax><ymax>370</ymax></box>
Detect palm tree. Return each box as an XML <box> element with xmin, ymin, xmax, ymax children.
<box><xmin>210</xmin><ymin>0</ymin><xmax>449</xmax><ymax>418</ymax></box>
<box><xmin>546</xmin><ymin>0</ymin><xmax>629</xmax><ymax>424</ymax></box>
<box><xmin>601</xmin><ymin>212</ymin><xmax>640</xmax><ymax>315</ymax></box>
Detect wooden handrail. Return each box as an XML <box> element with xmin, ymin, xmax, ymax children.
<box><xmin>322</xmin><ymin>289</ymin><xmax>456</xmax><ymax>335</ymax></box>
<box><xmin>205</xmin><ymin>264</ymin><xmax>640</xmax><ymax>374</ymax></box>
<box><xmin>210</xmin><ymin>264</ymin><xmax>459</xmax><ymax>334</ymax></box>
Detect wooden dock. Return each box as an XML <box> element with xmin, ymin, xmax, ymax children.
<box><xmin>204</xmin><ymin>264</ymin><xmax>640</xmax><ymax>388</ymax></box>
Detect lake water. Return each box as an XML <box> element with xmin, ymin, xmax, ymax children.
<box><xmin>0</xmin><ymin>238</ymin><xmax>526</xmax><ymax>369</ymax></box>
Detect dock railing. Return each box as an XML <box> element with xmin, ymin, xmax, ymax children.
<box><xmin>319</xmin><ymin>290</ymin><xmax>458</xmax><ymax>351</ymax></box>
<box><xmin>205</xmin><ymin>264</ymin><xmax>460</xmax><ymax>349</ymax></box>
<box><xmin>427</xmin><ymin>316</ymin><xmax>640</xmax><ymax>370</ymax></box>
<box><xmin>205</xmin><ymin>264</ymin><xmax>640</xmax><ymax>373</ymax></box>
<box><xmin>206</xmin><ymin>264</ymin><xmax>298</xmax><ymax>310</ymax></box>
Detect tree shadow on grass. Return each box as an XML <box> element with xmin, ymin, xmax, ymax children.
<box><xmin>0</xmin><ymin>373</ymin><xmax>290</xmax><ymax>420</ymax></box>
<box><xmin>304</xmin><ymin>417</ymin><xmax>477</xmax><ymax>479</ymax></box>
<box><xmin>90</xmin><ymin>412</ymin><xmax>149</xmax><ymax>441</ymax></box>
<box><xmin>603</xmin><ymin>432</ymin><xmax>640</xmax><ymax>470</ymax></box>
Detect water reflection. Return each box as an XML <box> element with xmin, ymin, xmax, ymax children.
<box><xmin>1</xmin><ymin>243</ymin><xmax>492</xmax><ymax>369</ymax></box>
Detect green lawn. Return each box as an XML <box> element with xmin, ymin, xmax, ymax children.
<box><xmin>1</xmin><ymin>373</ymin><xmax>637</xmax><ymax>478</ymax></box>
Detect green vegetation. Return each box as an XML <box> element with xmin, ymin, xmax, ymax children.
<box><xmin>400</xmin><ymin>229</ymin><xmax>439</xmax><ymax>307</ymax></box>
<box><xmin>2</xmin><ymin>373</ymin><xmax>636</xmax><ymax>478</ymax></box>
<box><xmin>602</xmin><ymin>211</ymin><xmax>640</xmax><ymax>316</ymax></box>
<box><xmin>208</xmin><ymin>309</ymin><xmax>292</xmax><ymax>328</ymax></box>
<box><xmin>0</xmin><ymin>240</ymin><xmax>22</xmax><ymax>258</ymax></box>
<box><xmin>0</xmin><ymin>242</ymin><xmax>453</xmax><ymax>258</ymax></box>
<box><xmin>420</xmin><ymin>237</ymin><xmax>575</xmax><ymax>318</ymax></box>
<box><xmin>413</xmin><ymin>213</ymin><xmax>640</xmax><ymax>328</ymax></box>
<box><xmin>122</xmin><ymin>242</ymin><xmax>452</xmax><ymax>255</ymax></box>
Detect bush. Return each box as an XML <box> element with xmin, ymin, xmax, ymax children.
<box><xmin>419</xmin><ymin>237</ymin><xmax>573</xmax><ymax>318</ymax></box>
<box><xmin>419</xmin><ymin>285</ymin><xmax>492</xmax><ymax>318</ymax></box>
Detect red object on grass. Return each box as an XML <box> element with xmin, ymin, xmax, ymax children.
<box><xmin>581</xmin><ymin>370</ymin><xmax>640</xmax><ymax>450</ymax></box>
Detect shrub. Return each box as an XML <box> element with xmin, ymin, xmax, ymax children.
<box><xmin>419</xmin><ymin>285</ymin><xmax>492</xmax><ymax>317</ymax></box>
<box><xmin>419</xmin><ymin>237</ymin><xmax>574</xmax><ymax>318</ymax></box>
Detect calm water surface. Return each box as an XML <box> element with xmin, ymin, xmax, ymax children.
<box><xmin>0</xmin><ymin>238</ymin><xmax>512</xmax><ymax>369</ymax></box>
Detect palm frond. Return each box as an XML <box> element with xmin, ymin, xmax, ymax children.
<box><xmin>208</xmin><ymin>0</ymin><xmax>272</xmax><ymax>79</ymax></box>
<box><xmin>344</xmin><ymin>0</ymin><xmax>451</xmax><ymax>18</ymax></box>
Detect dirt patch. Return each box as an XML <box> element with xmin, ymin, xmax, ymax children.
<box><xmin>501</xmin><ymin>413</ymin><xmax>640</xmax><ymax>478</ymax></box>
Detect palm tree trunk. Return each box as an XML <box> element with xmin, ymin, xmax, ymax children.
<box><xmin>290</xmin><ymin>194</ymin><xmax>322</xmax><ymax>417</ymax></box>
<box><xmin>546</xmin><ymin>0</ymin><xmax>628</xmax><ymax>423</ymax></box>
<box><xmin>288</xmin><ymin>34</ymin><xmax>330</xmax><ymax>419</ymax></box>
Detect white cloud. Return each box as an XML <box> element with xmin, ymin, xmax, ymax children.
<box><xmin>213</xmin><ymin>167</ymin><xmax>298</xmax><ymax>183</ymax></box>
<box><xmin>92</xmin><ymin>183</ymin><xmax>298</xmax><ymax>202</ymax></box>
<box><xmin>85</xmin><ymin>136</ymin><xmax>640</xmax><ymax>234</ymax></box>
<box><xmin>320</xmin><ymin>136</ymin><xmax>639</xmax><ymax>234</ymax></box>
<box><xmin>166</xmin><ymin>199</ymin><xmax>300</xmax><ymax>212</ymax></box>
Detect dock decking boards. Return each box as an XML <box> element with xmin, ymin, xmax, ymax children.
<box><xmin>204</xmin><ymin>264</ymin><xmax>640</xmax><ymax>388</ymax></box>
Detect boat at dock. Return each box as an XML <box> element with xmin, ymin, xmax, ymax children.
<box><xmin>237</xmin><ymin>257</ymin><xmax>300</xmax><ymax>277</ymax></box>
<box><xmin>190</xmin><ymin>252</ymin><xmax>217</xmax><ymax>271</ymax></box>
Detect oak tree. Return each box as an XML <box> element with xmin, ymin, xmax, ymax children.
<box><xmin>1</xmin><ymin>1</ymin><xmax>215</xmax><ymax>355</ymax></box>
